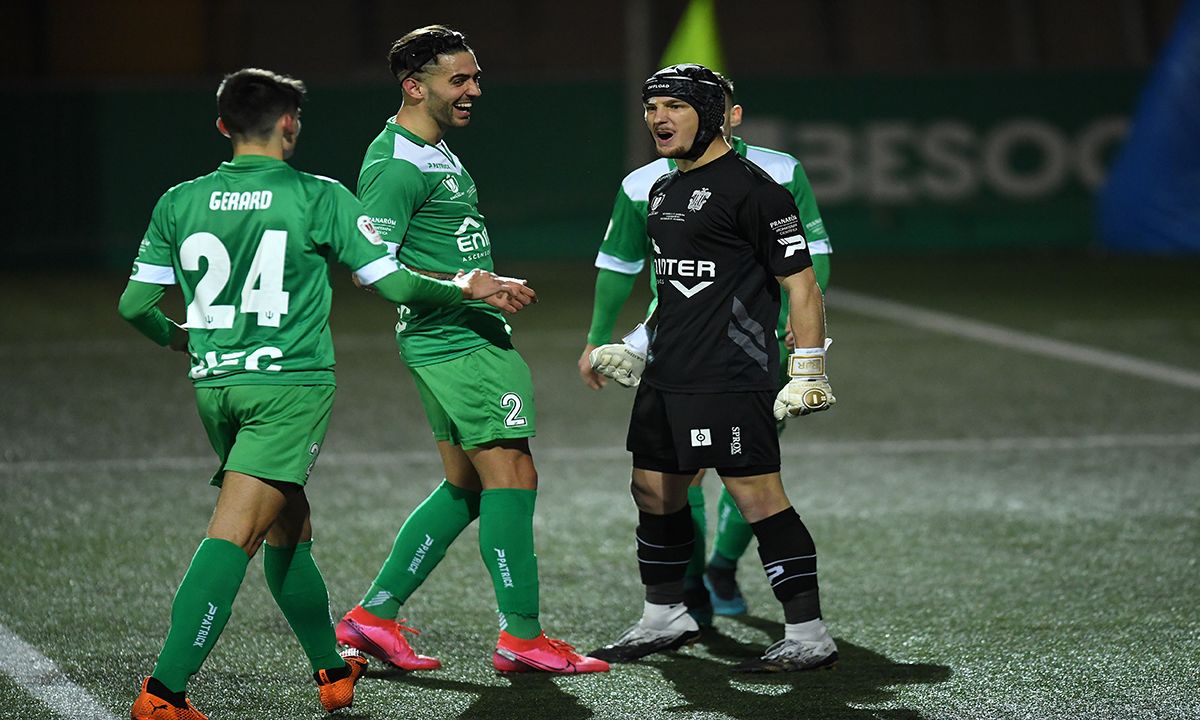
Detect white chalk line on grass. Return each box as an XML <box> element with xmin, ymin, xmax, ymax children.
<box><xmin>5</xmin><ymin>433</ymin><xmax>1200</xmax><ymax>475</ymax></box>
<box><xmin>0</xmin><ymin>622</ymin><xmax>119</xmax><ymax>720</ymax></box>
<box><xmin>827</xmin><ymin>289</ymin><xmax>1200</xmax><ymax>391</ymax></box>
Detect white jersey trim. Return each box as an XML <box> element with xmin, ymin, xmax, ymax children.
<box><xmin>354</xmin><ymin>256</ymin><xmax>400</xmax><ymax>286</ymax></box>
<box><xmin>383</xmin><ymin>241</ymin><xmax>400</xmax><ymax>257</ymax></box>
<box><xmin>621</xmin><ymin>159</ymin><xmax>672</xmax><ymax>203</ymax></box>
<box><xmin>131</xmin><ymin>262</ymin><xmax>176</xmax><ymax>285</ymax></box>
<box><xmin>595</xmin><ymin>251</ymin><xmax>644</xmax><ymax>275</ymax></box>
<box><xmin>745</xmin><ymin>146</ymin><xmax>800</xmax><ymax>185</ymax></box>
<box><xmin>808</xmin><ymin>239</ymin><xmax>832</xmax><ymax>256</ymax></box>
<box><xmin>392</xmin><ymin>134</ymin><xmax>463</xmax><ymax>176</ymax></box>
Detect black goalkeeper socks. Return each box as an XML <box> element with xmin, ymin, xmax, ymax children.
<box><xmin>751</xmin><ymin>506</ymin><xmax>821</xmax><ymax>620</ymax></box>
<box><xmin>637</xmin><ymin>506</ymin><xmax>695</xmax><ymax>594</ymax></box>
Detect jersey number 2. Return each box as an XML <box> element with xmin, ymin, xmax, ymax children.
<box><xmin>500</xmin><ymin>392</ymin><xmax>528</xmax><ymax>428</ymax></box>
<box><xmin>180</xmin><ymin>230</ymin><xmax>290</xmax><ymax>329</ymax></box>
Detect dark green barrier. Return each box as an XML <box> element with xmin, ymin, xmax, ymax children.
<box><xmin>733</xmin><ymin>72</ymin><xmax>1143</xmax><ymax>253</ymax></box>
<box><xmin>1</xmin><ymin>72</ymin><xmax>1142</xmax><ymax>268</ymax></box>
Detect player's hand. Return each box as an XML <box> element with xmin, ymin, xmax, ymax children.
<box><xmin>351</xmin><ymin>271</ymin><xmax>376</xmax><ymax>293</ymax></box>
<box><xmin>454</xmin><ymin>270</ymin><xmax>536</xmax><ymax>312</ymax></box>
<box><xmin>773</xmin><ymin>344</ymin><xmax>835</xmax><ymax>420</ymax></box>
<box><xmin>784</xmin><ymin>322</ymin><xmax>796</xmax><ymax>351</ymax></box>
<box><xmin>589</xmin><ymin>342</ymin><xmax>645</xmax><ymax>388</ymax></box>
<box><xmin>579</xmin><ymin>343</ymin><xmax>607</xmax><ymax>389</ymax></box>
<box><xmin>493</xmin><ymin>274</ymin><xmax>538</xmax><ymax>312</ymax></box>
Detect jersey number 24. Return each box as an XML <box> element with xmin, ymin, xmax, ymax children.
<box><xmin>181</xmin><ymin>230</ymin><xmax>290</xmax><ymax>329</ymax></box>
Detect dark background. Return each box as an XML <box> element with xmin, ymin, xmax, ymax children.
<box><xmin>0</xmin><ymin>0</ymin><xmax>1186</xmax><ymax>267</ymax></box>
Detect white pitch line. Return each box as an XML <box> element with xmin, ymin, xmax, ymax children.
<box><xmin>827</xmin><ymin>289</ymin><xmax>1200</xmax><ymax>391</ymax></box>
<box><xmin>0</xmin><ymin>622</ymin><xmax>119</xmax><ymax>720</ymax></box>
<box><xmin>4</xmin><ymin>433</ymin><xmax>1199</xmax><ymax>474</ymax></box>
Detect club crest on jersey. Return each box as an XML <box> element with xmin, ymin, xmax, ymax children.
<box><xmin>649</xmin><ymin>194</ymin><xmax>665</xmax><ymax>215</ymax></box>
<box><xmin>356</xmin><ymin>215</ymin><xmax>384</xmax><ymax>245</ymax></box>
<box><xmin>687</xmin><ymin>187</ymin><xmax>712</xmax><ymax>212</ymax></box>
<box><xmin>443</xmin><ymin>175</ymin><xmax>460</xmax><ymax>194</ymax></box>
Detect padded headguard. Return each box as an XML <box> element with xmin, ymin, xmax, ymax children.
<box><xmin>642</xmin><ymin>63</ymin><xmax>726</xmax><ymax>159</ymax></box>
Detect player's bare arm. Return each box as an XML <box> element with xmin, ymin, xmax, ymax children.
<box><xmin>776</xmin><ymin>267</ymin><xmax>824</xmax><ymax>349</ymax></box>
<box><xmin>774</xmin><ymin>267</ymin><xmax>835</xmax><ymax>419</ymax></box>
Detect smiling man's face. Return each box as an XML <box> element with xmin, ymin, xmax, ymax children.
<box><xmin>421</xmin><ymin>51</ymin><xmax>483</xmax><ymax>130</ymax></box>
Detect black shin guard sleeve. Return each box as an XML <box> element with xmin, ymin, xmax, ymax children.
<box><xmin>752</xmin><ymin>507</ymin><xmax>821</xmax><ymax>613</ymax></box>
<box><xmin>636</xmin><ymin>506</ymin><xmax>695</xmax><ymax>587</ymax></box>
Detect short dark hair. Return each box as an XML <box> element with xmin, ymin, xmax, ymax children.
<box><xmin>216</xmin><ymin>68</ymin><xmax>306</xmax><ymax>141</ymax></box>
<box><xmin>388</xmin><ymin>25</ymin><xmax>472</xmax><ymax>82</ymax></box>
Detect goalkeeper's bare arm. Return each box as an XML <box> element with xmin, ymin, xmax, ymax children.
<box><xmin>774</xmin><ymin>267</ymin><xmax>834</xmax><ymax>420</ymax></box>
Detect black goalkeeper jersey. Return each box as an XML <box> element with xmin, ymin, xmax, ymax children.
<box><xmin>642</xmin><ymin>149</ymin><xmax>813</xmax><ymax>393</ymax></box>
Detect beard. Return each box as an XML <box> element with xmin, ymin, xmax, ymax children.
<box><xmin>429</xmin><ymin>94</ymin><xmax>469</xmax><ymax>129</ymax></box>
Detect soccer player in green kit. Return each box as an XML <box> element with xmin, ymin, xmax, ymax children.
<box><xmin>119</xmin><ymin>68</ymin><xmax>530</xmax><ymax>720</ymax></box>
<box><xmin>333</xmin><ymin>26</ymin><xmax>608</xmax><ymax>674</ymax></box>
<box><xmin>579</xmin><ymin>72</ymin><xmax>833</xmax><ymax>624</ymax></box>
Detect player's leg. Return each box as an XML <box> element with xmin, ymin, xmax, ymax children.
<box><xmin>137</xmin><ymin>385</ymin><xmax>315</xmax><ymax>718</ymax></box>
<box><xmin>720</xmin><ymin>470</ymin><xmax>837</xmax><ymax>673</ymax></box>
<box><xmin>264</xmin><ymin>493</ymin><xmax>368</xmax><ymax>712</ymax></box>
<box><xmin>683</xmin><ymin>470</ymin><xmax>713</xmax><ymax>625</ymax></box>
<box><xmin>590</xmin><ymin>464</ymin><xmax>702</xmax><ymax>662</ymax></box>
<box><xmin>133</xmin><ymin>471</ymin><xmax>287</xmax><ymax>719</ymax></box>
<box><xmin>705</xmin><ymin>487</ymin><xmax>754</xmax><ymax>615</ymax></box>
<box><xmin>591</xmin><ymin>383</ymin><xmax>707</xmax><ymax>662</ymax></box>
<box><xmin>705</xmin><ymin>331</ymin><xmax>793</xmax><ymax>616</ymax></box>
<box><xmin>337</xmin><ymin>371</ymin><xmax>476</xmax><ymax>670</ymax></box>
<box><xmin>446</xmin><ymin>347</ymin><xmax>605</xmax><ymax>673</ymax></box>
<box><xmin>470</xmin><ymin>439</ymin><xmax>541</xmax><ymax>639</ymax></box>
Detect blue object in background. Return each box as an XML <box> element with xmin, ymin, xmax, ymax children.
<box><xmin>1100</xmin><ymin>0</ymin><xmax>1200</xmax><ymax>253</ymax></box>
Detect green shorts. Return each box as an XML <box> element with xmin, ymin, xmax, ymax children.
<box><xmin>409</xmin><ymin>345</ymin><xmax>536</xmax><ymax>450</ymax></box>
<box><xmin>194</xmin><ymin>384</ymin><xmax>335</xmax><ymax>487</ymax></box>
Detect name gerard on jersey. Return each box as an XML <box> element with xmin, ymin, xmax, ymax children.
<box><xmin>209</xmin><ymin>190</ymin><xmax>273</xmax><ymax>211</ymax></box>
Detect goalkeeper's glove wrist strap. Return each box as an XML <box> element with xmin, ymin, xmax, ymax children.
<box><xmin>788</xmin><ymin>345</ymin><xmax>827</xmax><ymax>379</ymax></box>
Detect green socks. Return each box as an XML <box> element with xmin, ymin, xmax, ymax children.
<box><xmin>478</xmin><ymin>488</ymin><xmax>541</xmax><ymax>639</ymax></box>
<box><xmin>152</xmin><ymin>538</ymin><xmax>249</xmax><ymax>692</ymax></box>
<box><xmin>362</xmin><ymin>480</ymin><xmax>481</xmax><ymax>619</ymax></box>
<box><xmin>685</xmin><ymin>485</ymin><xmax>707</xmax><ymax>584</ymax></box>
<box><xmin>712</xmin><ymin>487</ymin><xmax>754</xmax><ymax>564</ymax></box>
<box><xmin>263</xmin><ymin>541</ymin><xmax>343</xmax><ymax>673</ymax></box>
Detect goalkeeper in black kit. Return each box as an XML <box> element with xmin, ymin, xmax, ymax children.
<box><xmin>589</xmin><ymin>64</ymin><xmax>838</xmax><ymax>672</ymax></box>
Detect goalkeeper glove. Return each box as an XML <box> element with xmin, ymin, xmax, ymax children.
<box><xmin>773</xmin><ymin>342</ymin><xmax>836</xmax><ymax>421</ymax></box>
<box><xmin>589</xmin><ymin>323</ymin><xmax>648</xmax><ymax>388</ymax></box>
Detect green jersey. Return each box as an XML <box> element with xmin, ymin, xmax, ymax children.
<box><xmin>358</xmin><ymin>121</ymin><xmax>509</xmax><ymax>367</ymax></box>
<box><xmin>130</xmin><ymin>154</ymin><xmax>399</xmax><ymax>387</ymax></box>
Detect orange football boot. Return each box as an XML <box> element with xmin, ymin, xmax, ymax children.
<box><xmin>316</xmin><ymin>651</ymin><xmax>369</xmax><ymax>712</ymax></box>
<box><xmin>130</xmin><ymin>677</ymin><xmax>207</xmax><ymax>720</ymax></box>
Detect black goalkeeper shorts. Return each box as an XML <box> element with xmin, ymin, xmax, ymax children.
<box><xmin>626</xmin><ymin>383</ymin><xmax>780</xmax><ymax>477</ymax></box>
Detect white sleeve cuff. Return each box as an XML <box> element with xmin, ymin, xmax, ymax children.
<box><xmin>130</xmin><ymin>262</ymin><xmax>176</xmax><ymax>284</ymax></box>
<box><xmin>354</xmin><ymin>256</ymin><xmax>399</xmax><ymax>286</ymax></box>
<box><xmin>807</xmin><ymin>239</ymin><xmax>832</xmax><ymax>255</ymax></box>
<box><xmin>595</xmin><ymin>251</ymin><xmax>644</xmax><ymax>275</ymax></box>
<box><xmin>622</xmin><ymin>323</ymin><xmax>650</xmax><ymax>354</ymax></box>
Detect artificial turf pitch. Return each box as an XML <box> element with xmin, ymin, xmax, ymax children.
<box><xmin>0</xmin><ymin>257</ymin><xmax>1197</xmax><ymax>719</ymax></box>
